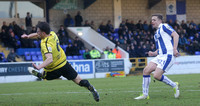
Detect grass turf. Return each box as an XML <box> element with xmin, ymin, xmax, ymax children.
<box><xmin>0</xmin><ymin>74</ymin><xmax>199</xmax><ymax>106</ymax></box>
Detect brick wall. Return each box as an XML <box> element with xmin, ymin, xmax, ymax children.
<box><xmin>187</xmin><ymin>0</ymin><xmax>200</xmax><ymax>24</ymax></box>
<box><xmin>49</xmin><ymin>0</ymin><xmax>200</xmax><ymax>31</ymax></box>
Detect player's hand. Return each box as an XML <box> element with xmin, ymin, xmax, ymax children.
<box><xmin>173</xmin><ymin>49</ymin><xmax>180</xmax><ymax>57</ymax></box>
<box><xmin>148</xmin><ymin>51</ymin><xmax>156</xmax><ymax>57</ymax></box>
<box><xmin>21</xmin><ymin>34</ymin><xmax>29</xmax><ymax>39</ymax></box>
<box><xmin>32</xmin><ymin>63</ymin><xmax>40</xmax><ymax>70</ymax></box>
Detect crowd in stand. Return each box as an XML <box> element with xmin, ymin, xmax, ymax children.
<box><xmin>1</xmin><ymin>11</ymin><xmax>200</xmax><ymax>62</ymax></box>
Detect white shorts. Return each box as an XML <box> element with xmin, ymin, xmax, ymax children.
<box><xmin>151</xmin><ymin>54</ymin><xmax>175</xmax><ymax>72</ymax></box>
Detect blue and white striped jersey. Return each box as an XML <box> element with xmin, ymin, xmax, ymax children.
<box><xmin>154</xmin><ymin>23</ymin><xmax>175</xmax><ymax>55</ymax></box>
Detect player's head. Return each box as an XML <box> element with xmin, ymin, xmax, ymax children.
<box><xmin>151</xmin><ymin>14</ymin><xmax>163</xmax><ymax>29</ymax></box>
<box><xmin>36</xmin><ymin>22</ymin><xmax>50</xmax><ymax>39</ymax></box>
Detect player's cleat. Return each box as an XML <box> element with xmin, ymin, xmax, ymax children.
<box><xmin>28</xmin><ymin>67</ymin><xmax>41</xmax><ymax>77</ymax></box>
<box><xmin>173</xmin><ymin>82</ymin><xmax>180</xmax><ymax>98</ymax></box>
<box><xmin>88</xmin><ymin>85</ymin><xmax>100</xmax><ymax>102</ymax></box>
<box><xmin>134</xmin><ymin>94</ymin><xmax>150</xmax><ymax>100</ymax></box>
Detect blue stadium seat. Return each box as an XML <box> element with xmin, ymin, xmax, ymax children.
<box><xmin>73</xmin><ymin>55</ymin><xmax>79</xmax><ymax>60</ymax></box>
<box><xmin>36</xmin><ymin>51</ymin><xmax>42</xmax><ymax>56</ymax></box>
<box><xmin>195</xmin><ymin>51</ymin><xmax>200</xmax><ymax>55</ymax></box>
<box><xmin>30</xmin><ymin>51</ymin><xmax>36</xmax><ymax>56</ymax></box>
<box><xmin>78</xmin><ymin>55</ymin><xmax>84</xmax><ymax>59</ymax></box>
<box><xmin>33</xmin><ymin>40</ymin><xmax>40</xmax><ymax>48</ymax></box>
<box><xmin>25</xmin><ymin>55</ymin><xmax>31</xmax><ymax>61</ymax></box>
<box><xmin>114</xmin><ymin>28</ymin><xmax>119</xmax><ymax>33</ymax></box>
<box><xmin>24</xmin><ymin>52</ymin><xmax>30</xmax><ymax>56</ymax></box>
<box><xmin>68</xmin><ymin>39</ymin><xmax>72</xmax><ymax>43</ymax></box>
<box><xmin>32</xmin><ymin>55</ymin><xmax>38</xmax><ymax>61</ymax></box>
<box><xmin>67</xmin><ymin>56</ymin><xmax>73</xmax><ymax>60</ymax></box>
<box><xmin>38</xmin><ymin>55</ymin><xmax>43</xmax><ymax>61</ymax></box>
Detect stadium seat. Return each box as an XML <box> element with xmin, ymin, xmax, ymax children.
<box><xmin>25</xmin><ymin>55</ymin><xmax>31</xmax><ymax>61</ymax></box>
<box><xmin>33</xmin><ymin>40</ymin><xmax>40</xmax><ymax>48</ymax></box>
<box><xmin>73</xmin><ymin>55</ymin><xmax>79</xmax><ymax>60</ymax></box>
<box><xmin>24</xmin><ymin>52</ymin><xmax>30</xmax><ymax>56</ymax></box>
<box><xmin>195</xmin><ymin>51</ymin><xmax>200</xmax><ymax>55</ymax></box>
<box><xmin>68</xmin><ymin>39</ymin><xmax>72</xmax><ymax>43</ymax></box>
<box><xmin>30</xmin><ymin>51</ymin><xmax>36</xmax><ymax>56</ymax></box>
<box><xmin>36</xmin><ymin>51</ymin><xmax>42</xmax><ymax>56</ymax></box>
<box><xmin>114</xmin><ymin>28</ymin><xmax>119</xmax><ymax>33</ymax></box>
<box><xmin>78</xmin><ymin>55</ymin><xmax>84</xmax><ymax>59</ymax></box>
<box><xmin>32</xmin><ymin>55</ymin><xmax>38</xmax><ymax>61</ymax></box>
<box><xmin>38</xmin><ymin>55</ymin><xmax>43</xmax><ymax>61</ymax></box>
<box><xmin>67</xmin><ymin>56</ymin><xmax>73</xmax><ymax>60</ymax></box>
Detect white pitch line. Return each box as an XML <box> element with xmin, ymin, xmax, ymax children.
<box><xmin>0</xmin><ymin>89</ymin><xmax>199</xmax><ymax>96</ymax></box>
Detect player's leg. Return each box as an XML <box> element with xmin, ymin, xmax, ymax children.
<box><xmin>154</xmin><ymin>68</ymin><xmax>179</xmax><ymax>98</ymax></box>
<box><xmin>134</xmin><ymin>62</ymin><xmax>157</xmax><ymax>100</ymax></box>
<box><xmin>62</xmin><ymin>62</ymin><xmax>100</xmax><ymax>102</ymax></box>
<box><xmin>28</xmin><ymin>67</ymin><xmax>43</xmax><ymax>79</ymax></box>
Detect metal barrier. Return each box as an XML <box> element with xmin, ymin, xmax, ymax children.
<box><xmin>129</xmin><ymin>57</ymin><xmax>147</xmax><ymax>72</ymax></box>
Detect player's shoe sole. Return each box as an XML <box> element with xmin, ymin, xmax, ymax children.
<box><xmin>134</xmin><ymin>94</ymin><xmax>150</xmax><ymax>100</ymax></box>
<box><xmin>173</xmin><ymin>82</ymin><xmax>180</xmax><ymax>98</ymax></box>
<box><xmin>28</xmin><ymin>67</ymin><xmax>39</xmax><ymax>77</ymax></box>
<box><xmin>89</xmin><ymin>85</ymin><xmax>100</xmax><ymax>102</ymax></box>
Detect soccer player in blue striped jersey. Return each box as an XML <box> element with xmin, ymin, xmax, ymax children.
<box><xmin>134</xmin><ymin>14</ymin><xmax>180</xmax><ymax>100</ymax></box>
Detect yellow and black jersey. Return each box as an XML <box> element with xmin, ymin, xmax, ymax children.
<box><xmin>40</xmin><ymin>31</ymin><xmax>67</xmax><ymax>72</ymax></box>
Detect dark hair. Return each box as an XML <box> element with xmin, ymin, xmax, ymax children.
<box><xmin>36</xmin><ymin>22</ymin><xmax>50</xmax><ymax>34</ymax></box>
<box><xmin>152</xmin><ymin>14</ymin><xmax>163</xmax><ymax>21</ymax></box>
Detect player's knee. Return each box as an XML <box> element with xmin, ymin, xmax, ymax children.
<box><xmin>143</xmin><ymin>67</ymin><xmax>151</xmax><ymax>75</ymax></box>
<box><xmin>153</xmin><ymin>74</ymin><xmax>161</xmax><ymax>80</ymax></box>
<box><xmin>79</xmin><ymin>80</ymin><xmax>90</xmax><ymax>87</ymax></box>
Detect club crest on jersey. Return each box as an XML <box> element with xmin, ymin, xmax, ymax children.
<box><xmin>48</xmin><ymin>47</ymin><xmax>52</xmax><ymax>52</ymax></box>
<box><xmin>165</xmin><ymin>24</ymin><xmax>174</xmax><ymax>32</ymax></box>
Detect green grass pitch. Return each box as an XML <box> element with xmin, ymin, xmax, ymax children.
<box><xmin>0</xmin><ymin>74</ymin><xmax>199</xmax><ymax>106</ymax></box>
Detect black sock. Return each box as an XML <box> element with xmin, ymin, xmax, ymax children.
<box><xmin>79</xmin><ymin>80</ymin><xmax>93</xmax><ymax>90</ymax></box>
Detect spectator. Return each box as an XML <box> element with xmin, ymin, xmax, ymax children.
<box><xmin>7</xmin><ymin>49</ymin><xmax>19</xmax><ymax>62</ymax></box>
<box><xmin>99</xmin><ymin>22</ymin><xmax>106</xmax><ymax>33</ymax></box>
<box><xmin>1</xmin><ymin>21</ymin><xmax>9</xmax><ymax>32</ymax></box>
<box><xmin>65</xmin><ymin>43</ymin><xmax>74</xmax><ymax>56</ymax></box>
<box><xmin>178</xmin><ymin>34</ymin><xmax>188</xmax><ymax>51</ymax></box>
<box><xmin>107</xmin><ymin>49</ymin><xmax>116</xmax><ymax>59</ymax></box>
<box><xmin>130</xmin><ymin>45</ymin><xmax>137</xmax><ymax>57</ymax></box>
<box><xmin>83</xmin><ymin>48</ymin><xmax>91</xmax><ymax>59</ymax></box>
<box><xmin>90</xmin><ymin>47</ymin><xmax>101</xmax><ymax>59</ymax></box>
<box><xmin>72</xmin><ymin>43</ymin><xmax>80</xmax><ymax>56</ymax></box>
<box><xmin>75</xmin><ymin>11</ymin><xmax>83</xmax><ymax>26</ymax></box>
<box><xmin>64</xmin><ymin>14</ymin><xmax>74</xmax><ymax>27</ymax></box>
<box><xmin>112</xmin><ymin>45</ymin><xmax>121</xmax><ymax>58</ymax></box>
<box><xmin>73</xmin><ymin>37</ymin><xmax>84</xmax><ymax>50</ymax></box>
<box><xmin>90</xmin><ymin>21</ymin><xmax>96</xmax><ymax>30</ymax></box>
<box><xmin>12</xmin><ymin>21</ymin><xmax>21</xmax><ymax>36</ymax></box>
<box><xmin>0</xmin><ymin>53</ymin><xmax>5</xmax><ymax>62</ymax></box>
<box><xmin>136</xmin><ymin>20</ymin><xmax>143</xmax><ymax>30</ymax></box>
<box><xmin>0</xmin><ymin>29</ymin><xmax>9</xmax><ymax>47</ymax></box>
<box><xmin>181</xmin><ymin>20</ymin><xmax>187</xmax><ymax>30</ymax></box>
<box><xmin>83</xmin><ymin>20</ymin><xmax>90</xmax><ymax>27</ymax></box>
<box><xmin>25</xmin><ymin>12</ymin><xmax>32</xmax><ymax>34</ymax></box>
<box><xmin>106</xmin><ymin>20</ymin><xmax>114</xmax><ymax>33</ymax></box>
<box><xmin>143</xmin><ymin>21</ymin><xmax>149</xmax><ymax>32</ymax></box>
<box><xmin>57</xmin><ymin>25</ymin><xmax>68</xmax><ymax>38</ymax></box>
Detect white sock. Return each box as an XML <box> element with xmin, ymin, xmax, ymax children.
<box><xmin>160</xmin><ymin>75</ymin><xmax>176</xmax><ymax>88</ymax></box>
<box><xmin>143</xmin><ymin>75</ymin><xmax>151</xmax><ymax>96</ymax></box>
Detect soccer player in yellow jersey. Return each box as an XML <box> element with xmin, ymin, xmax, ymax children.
<box><xmin>21</xmin><ymin>22</ymin><xmax>99</xmax><ymax>102</ymax></box>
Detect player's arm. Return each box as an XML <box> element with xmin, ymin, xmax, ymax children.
<box><xmin>148</xmin><ymin>49</ymin><xmax>158</xmax><ymax>57</ymax></box>
<box><xmin>21</xmin><ymin>33</ymin><xmax>39</xmax><ymax>39</ymax></box>
<box><xmin>32</xmin><ymin>53</ymin><xmax>53</xmax><ymax>70</ymax></box>
<box><xmin>171</xmin><ymin>31</ymin><xmax>180</xmax><ymax>57</ymax></box>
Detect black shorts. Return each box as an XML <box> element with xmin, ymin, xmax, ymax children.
<box><xmin>43</xmin><ymin>61</ymin><xmax>78</xmax><ymax>80</ymax></box>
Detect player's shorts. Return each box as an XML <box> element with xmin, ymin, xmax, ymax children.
<box><xmin>150</xmin><ymin>54</ymin><xmax>175</xmax><ymax>72</ymax></box>
<box><xmin>43</xmin><ymin>61</ymin><xmax>78</xmax><ymax>80</ymax></box>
